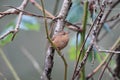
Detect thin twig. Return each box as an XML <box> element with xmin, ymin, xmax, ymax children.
<box><xmin>75</xmin><ymin>1</ymin><xmax>120</xmax><ymax>79</ymax></box>
<box><xmin>0</xmin><ymin>5</ymin><xmax>52</xmax><ymax>19</ymax></box>
<box><xmin>98</xmin><ymin>49</ymin><xmax>120</xmax><ymax>54</ymax></box>
<box><xmin>3</xmin><ymin>4</ymin><xmax>83</xmax><ymax>33</ymax></box>
<box><xmin>104</xmin><ymin>13</ymin><xmax>120</xmax><ymax>23</ymax></box>
<box><xmin>76</xmin><ymin>1</ymin><xmax>89</xmax><ymax>80</ymax></box>
<box><xmin>11</xmin><ymin>11</ymin><xmax>23</xmax><ymax>40</ymax></box>
<box><xmin>97</xmin><ymin>0</ymin><xmax>120</xmax><ymax>37</ymax></box>
<box><xmin>0</xmin><ymin>8</ymin><xmax>19</xmax><ymax>18</ymax></box>
<box><xmin>86</xmin><ymin>33</ymin><xmax>120</xmax><ymax>80</ymax></box>
<box><xmin>41</xmin><ymin>0</ymin><xmax>71</xmax><ymax>80</ymax></box>
<box><xmin>9</xmin><ymin>1</ymin><xmax>82</xmax><ymax>32</ymax></box>
<box><xmin>57</xmin><ymin>0</ymin><xmax>73</xmax><ymax>79</ymax></box>
<box><xmin>76</xmin><ymin>42</ymin><xmax>93</xmax><ymax>80</ymax></box>
<box><xmin>98</xmin><ymin>38</ymin><xmax>120</xmax><ymax>80</ymax></box>
<box><xmin>0</xmin><ymin>6</ymin><xmax>82</xmax><ymax>33</ymax></box>
<box><xmin>0</xmin><ymin>30</ymin><xmax>14</xmax><ymax>40</ymax></box>
<box><xmin>107</xmin><ymin>66</ymin><xmax>118</xmax><ymax>80</ymax></box>
<box><xmin>86</xmin><ymin>42</ymin><xmax>120</xmax><ymax>80</ymax></box>
<box><xmin>40</xmin><ymin>0</ymin><xmax>68</xmax><ymax>80</ymax></box>
<box><xmin>0</xmin><ymin>0</ymin><xmax>29</xmax><ymax>40</ymax></box>
<box><xmin>40</xmin><ymin>0</ymin><xmax>52</xmax><ymax>80</ymax></box>
<box><xmin>86</xmin><ymin>54</ymin><xmax>108</xmax><ymax>79</ymax></box>
<box><xmin>86</xmin><ymin>3</ymin><xmax>120</xmax><ymax>78</ymax></box>
<box><xmin>72</xmin><ymin>2</ymin><xmax>103</xmax><ymax>79</ymax></box>
<box><xmin>98</xmin><ymin>53</ymin><xmax>114</xmax><ymax>80</ymax></box>
<box><xmin>0</xmin><ymin>0</ymin><xmax>82</xmax><ymax>32</ymax></box>
<box><xmin>30</xmin><ymin>0</ymin><xmax>55</xmax><ymax>18</ymax></box>
<box><xmin>98</xmin><ymin>18</ymin><xmax>120</xmax><ymax>41</ymax></box>
<box><xmin>94</xmin><ymin>43</ymin><xmax>120</xmax><ymax>54</ymax></box>
<box><xmin>52</xmin><ymin>1</ymin><xmax>72</xmax><ymax>80</ymax></box>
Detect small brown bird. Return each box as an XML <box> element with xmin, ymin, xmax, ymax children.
<box><xmin>52</xmin><ymin>31</ymin><xmax>69</xmax><ymax>50</ymax></box>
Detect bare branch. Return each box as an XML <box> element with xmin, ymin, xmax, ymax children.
<box><xmin>54</xmin><ymin>0</ymin><xmax>72</xmax><ymax>33</ymax></box>
<box><xmin>104</xmin><ymin>13</ymin><xmax>120</xmax><ymax>23</ymax></box>
<box><xmin>98</xmin><ymin>37</ymin><xmax>120</xmax><ymax>80</ymax></box>
<box><xmin>107</xmin><ymin>66</ymin><xmax>118</xmax><ymax>80</ymax></box>
<box><xmin>98</xmin><ymin>53</ymin><xmax>114</xmax><ymax>80</ymax></box>
<box><xmin>98</xmin><ymin>49</ymin><xmax>120</xmax><ymax>54</ymax></box>
<box><xmin>1</xmin><ymin>4</ymin><xmax>82</xmax><ymax>33</ymax></box>
<box><xmin>86</xmin><ymin>37</ymin><xmax>120</xmax><ymax>80</ymax></box>
<box><xmin>0</xmin><ymin>8</ymin><xmax>19</xmax><ymax>18</ymax></box>
<box><xmin>94</xmin><ymin>42</ymin><xmax>120</xmax><ymax>54</ymax></box>
<box><xmin>0</xmin><ymin>30</ymin><xmax>14</xmax><ymax>40</ymax></box>
<box><xmin>1</xmin><ymin>5</ymin><xmax>52</xmax><ymax>19</ymax></box>
<box><xmin>41</xmin><ymin>0</ymin><xmax>71</xmax><ymax>80</ymax></box>
<box><xmin>72</xmin><ymin>2</ymin><xmax>104</xmax><ymax>79</ymax></box>
<box><xmin>30</xmin><ymin>0</ymin><xmax>55</xmax><ymax>18</ymax></box>
<box><xmin>97</xmin><ymin>0</ymin><xmax>120</xmax><ymax>37</ymax></box>
<box><xmin>0</xmin><ymin>0</ymin><xmax>29</xmax><ymax>40</ymax></box>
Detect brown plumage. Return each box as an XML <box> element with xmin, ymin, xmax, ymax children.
<box><xmin>52</xmin><ymin>31</ymin><xmax>69</xmax><ymax>50</ymax></box>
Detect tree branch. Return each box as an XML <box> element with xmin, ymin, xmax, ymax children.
<box><xmin>0</xmin><ymin>0</ymin><xmax>29</xmax><ymax>40</ymax></box>
<box><xmin>41</xmin><ymin>0</ymin><xmax>71</xmax><ymax>80</ymax></box>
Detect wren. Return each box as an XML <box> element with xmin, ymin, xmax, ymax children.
<box><xmin>52</xmin><ymin>31</ymin><xmax>69</xmax><ymax>50</ymax></box>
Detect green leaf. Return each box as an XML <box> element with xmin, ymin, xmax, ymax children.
<box><xmin>24</xmin><ymin>22</ymin><xmax>40</xmax><ymax>31</ymax></box>
<box><xmin>68</xmin><ymin>46</ymin><xmax>76</xmax><ymax>60</ymax></box>
<box><xmin>0</xmin><ymin>33</ymin><xmax>13</xmax><ymax>46</ymax></box>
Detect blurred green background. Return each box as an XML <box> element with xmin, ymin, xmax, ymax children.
<box><xmin>0</xmin><ymin>0</ymin><xmax>120</xmax><ymax>80</ymax></box>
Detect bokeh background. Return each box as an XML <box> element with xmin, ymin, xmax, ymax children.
<box><xmin>0</xmin><ymin>0</ymin><xmax>120</xmax><ymax>80</ymax></box>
